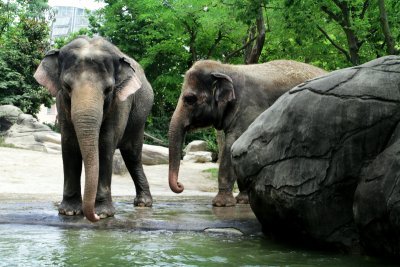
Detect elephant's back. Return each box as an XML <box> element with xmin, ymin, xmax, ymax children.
<box><xmin>266</xmin><ymin>60</ymin><xmax>327</xmax><ymax>81</ymax></box>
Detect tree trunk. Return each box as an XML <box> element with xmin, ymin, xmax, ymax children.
<box><xmin>245</xmin><ymin>5</ymin><xmax>266</xmax><ymax>64</ymax></box>
<box><xmin>378</xmin><ymin>0</ymin><xmax>397</xmax><ymax>55</ymax></box>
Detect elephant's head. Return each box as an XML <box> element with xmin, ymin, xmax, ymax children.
<box><xmin>34</xmin><ymin>36</ymin><xmax>142</xmax><ymax>222</ymax></box>
<box><xmin>168</xmin><ymin>60</ymin><xmax>236</xmax><ymax>193</ymax></box>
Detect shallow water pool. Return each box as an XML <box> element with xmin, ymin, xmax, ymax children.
<box><xmin>0</xmin><ymin>224</ymin><xmax>397</xmax><ymax>267</ymax></box>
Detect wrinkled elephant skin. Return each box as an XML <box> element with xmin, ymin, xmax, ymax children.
<box><xmin>34</xmin><ymin>36</ymin><xmax>154</xmax><ymax>222</ymax></box>
<box><xmin>168</xmin><ymin>60</ymin><xmax>327</xmax><ymax>207</ymax></box>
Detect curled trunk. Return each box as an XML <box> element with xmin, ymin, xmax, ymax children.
<box><xmin>168</xmin><ymin>108</ymin><xmax>186</xmax><ymax>193</ymax></box>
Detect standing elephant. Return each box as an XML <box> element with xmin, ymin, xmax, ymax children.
<box><xmin>169</xmin><ymin>60</ymin><xmax>327</xmax><ymax>206</ymax></box>
<box><xmin>34</xmin><ymin>36</ymin><xmax>154</xmax><ymax>222</ymax></box>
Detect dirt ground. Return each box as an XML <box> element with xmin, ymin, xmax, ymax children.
<box><xmin>0</xmin><ymin>147</ymin><xmax>219</xmax><ymax>200</ymax></box>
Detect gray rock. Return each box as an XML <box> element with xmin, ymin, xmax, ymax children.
<box><xmin>184</xmin><ymin>140</ymin><xmax>209</xmax><ymax>153</ymax></box>
<box><xmin>113</xmin><ymin>150</ymin><xmax>128</xmax><ymax>175</ymax></box>
<box><xmin>113</xmin><ymin>144</ymin><xmax>169</xmax><ymax>174</ymax></box>
<box><xmin>231</xmin><ymin>56</ymin><xmax>400</xmax><ymax>256</ymax></box>
<box><xmin>142</xmin><ymin>144</ymin><xmax>169</xmax><ymax>165</ymax></box>
<box><xmin>3</xmin><ymin>109</ymin><xmax>61</xmax><ymax>153</ymax></box>
<box><xmin>0</xmin><ymin>105</ymin><xmax>23</xmax><ymax>133</ymax></box>
<box><xmin>183</xmin><ymin>140</ymin><xmax>213</xmax><ymax>163</ymax></box>
<box><xmin>204</xmin><ymin>227</ymin><xmax>243</xmax><ymax>235</ymax></box>
<box><xmin>183</xmin><ymin>151</ymin><xmax>213</xmax><ymax>163</ymax></box>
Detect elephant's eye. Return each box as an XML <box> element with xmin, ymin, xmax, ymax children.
<box><xmin>104</xmin><ymin>86</ymin><xmax>113</xmax><ymax>95</ymax></box>
<box><xmin>184</xmin><ymin>94</ymin><xmax>197</xmax><ymax>105</ymax></box>
<box><xmin>63</xmin><ymin>82</ymin><xmax>72</xmax><ymax>92</ymax></box>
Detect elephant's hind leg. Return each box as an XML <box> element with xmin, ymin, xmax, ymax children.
<box><xmin>120</xmin><ymin>146</ymin><xmax>153</xmax><ymax>207</ymax></box>
<box><xmin>235</xmin><ymin>176</ymin><xmax>249</xmax><ymax>204</ymax></box>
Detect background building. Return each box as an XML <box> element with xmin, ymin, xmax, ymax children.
<box><xmin>50</xmin><ymin>6</ymin><xmax>89</xmax><ymax>39</ymax></box>
<box><xmin>49</xmin><ymin>0</ymin><xmax>104</xmax><ymax>40</ymax></box>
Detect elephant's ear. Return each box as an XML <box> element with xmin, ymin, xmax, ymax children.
<box><xmin>211</xmin><ymin>72</ymin><xmax>236</xmax><ymax>103</ymax></box>
<box><xmin>34</xmin><ymin>49</ymin><xmax>60</xmax><ymax>96</ymax></box>
<box><xmin>116</xmin><ymin>57</ymin><xmax>142</xmax><ymax>101</ymax></box>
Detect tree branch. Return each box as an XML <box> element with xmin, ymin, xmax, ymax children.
<box><xmin>224</xmin><ymin>35</ymin><xmax>257</xmax><ymax>62</ymax></box>
<box><xmin>360</xmin><ymin>0</ymin><xmax>370</xmax><ymax>19</ymax></box>
<box><xmin>207</xmin><ymin>30</ymin><xmax>223</xmax><ymax>59</ymax></box>
<box><xmin>317</xmin><ymin>25</ymin><xmax>351</xmax><ymax>62</ymax></box>
<box><xmin>245</xmin><ymin>5</ymin><xmax>266</xmax><ymax>64</ymax></box>
<box><xmin>320</xmin><ymin>5</ymin><xmax>342</xmax><ymax>25</ymax></box>
<box><xmin>378</xmin><ymin>0</ymin><xmax>398</xmax><ymax>54</ymax></box>
<box><xmin>182</xmin><ymin>18</ymin><xmax>198</xmax><ymax>65</ymax></box>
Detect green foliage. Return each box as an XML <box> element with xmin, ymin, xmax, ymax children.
<box><xmin>202</xmin><ymin>168</ymin><xmax>219</xmax><ymax>181</ymax></box>
<box><xmin>0</xmin><ymin>0</ymin><xmax>53</xmax><ymax>115</ymax></box>
<box><xmin>187</xmin><ymin>128</ymin><xmax>219</xmax><ymax>155</ymax></box>
<box><xmin>263</xmin><ymin>0</ymin><xmax>400</xmax><ymax>69</ymax></box>
<box><xmin>43</xmin><ymin>122</ymin><xmax>60</xmax><ymax>133</ymax></box>
<box><xmin>89</xmin><ymin>0</ymin><xmax>256</xmax><ymax>146</ymax></box>
<box><xmin>0</xmin><ymin>0</ymin><xmax>396</xmax><ymax>156</ymax></box>
<box><xmin>84</xmin><ymin>0</ymin><xmax>399</xmax><ymax>148</ymax></box>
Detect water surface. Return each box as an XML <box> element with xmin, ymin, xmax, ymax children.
<box><xmin>0</xmin><ymin>224</ymin><xmax>396</xmax><ymax>267</ymax></box>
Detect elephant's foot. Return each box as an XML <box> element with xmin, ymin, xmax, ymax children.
<box><xmin>212</xmin><ymin>191</ymin><xmax>236</xmax><ymax>207</ymax></box>
<box><xmin>235</xmin><ymin>191</ymin><xmax>249</xmax><ymax>204</ymax></box>
<box><xmin>95</xmin><ymin>200</ymin><xmax>116</xmax><ymax>219</ymax></box>
<box><xmin>59</xmin><ymin>197</ymin><xmax>82</xmax><ymax>216</ymax></box>
<box><xmin>134</xmin><ymin>191</ymin><xmax>153</xmax><ymax>207</ymax></box>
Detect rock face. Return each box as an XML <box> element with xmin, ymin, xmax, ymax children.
<box><xmin>0</xmin><ymin>105</ymin><xmax>61</xmax><ymax>153</ymax></box>
<box><xmin>184</xmin><ymin>140</ymin><xmax>208</xmax><ymax>153</ymax></box>
<box><xmin>183</xmin><ymin>140</ymin><xmax>213</xmax><ymax>163</ymax></box>
<box><xmin>142</xmin><ymin>144</ymin><xmax>169</xmax><ymax>165</ymax></box>
<box><xmin>0</xmin><ymin>105</ymin><xmax>23</xmax><ymax>132</ymax></box>
<box><xmin>231</xmin><ymin>56</ymin><xmax>400</xmax><ymax>257</ymax></box>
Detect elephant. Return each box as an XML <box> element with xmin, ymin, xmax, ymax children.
<box><xmin>34</xmin><ymin>36</ymin><xmax>154</xmax><ymax>222</ymax></box>
<box><xmin>168</xmin><ymin>59</ymin><xmax>327</xmax><ymax>207</ymax></box>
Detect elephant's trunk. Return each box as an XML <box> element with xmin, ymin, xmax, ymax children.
<box><xmin>71</xmin><ymin>86</ymin><xmax>103</xmax><ymax>222</ymax></box>
<box><xmin>168</xmin><ymin>104</ymin><xmax>186</xmax><ymax>193</ymax></box>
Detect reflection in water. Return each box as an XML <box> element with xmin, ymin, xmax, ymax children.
<box><xmin>0</xmin><ymin>224</ymin><xmax>397</xmax><ymax>267</ymax></box>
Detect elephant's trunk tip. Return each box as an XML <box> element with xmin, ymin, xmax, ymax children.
<box><xmin>83</xmin><ymin>207</ymin><xmax>100</xmax><ymax>222</ymax></box>
<box><xmin>169</xmin><ymin>180</ymin><xmax>184</xmax><ymax>194</ymax></box>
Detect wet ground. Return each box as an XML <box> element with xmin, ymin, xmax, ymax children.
<box><xmin>0</xmin><ymin>146</ymin><xmax>258</xmax><ymax>233</ymax></box>
<box><xmin>0</xmin><ymin>195</ymin><xmax>260</xmax><ymax>234</ymax></box>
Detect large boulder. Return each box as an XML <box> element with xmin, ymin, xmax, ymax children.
<box><xmin>184</xmin><ymin>140</ymin><xmax>208</xmax><ymax>153</ymax></box>
<box><xmin>142</xmin><ymin>144</ymin><xmax>169</xmax><ymax>165</ymax></box>
<box><xmin>113</xmin><ymin>144</ymin><xmax>169</xmax><ymax>174</ymax></box>
<box><xmin>0</xmin><ymin>106</ymin><xmax>61</xmax><ymax>153</ymax></box>
<box><xmin>231</xmin><ymin>56</ymin><xmax>400</xmax><ymax>256</ymax></box>
<box><xmin>0</xmin><ymin>105</ymin><xmax>23</xmax><ymax>132</ymax></box>
<box><xmin>183</xmin><ymin>140</ymin><xmax>213</xmax><ymax>163</ymax></box>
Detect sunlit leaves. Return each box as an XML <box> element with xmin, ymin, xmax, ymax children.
<box><xmin>0</xmin><ymin>0</ymin><xmax>53</xmax><ymax>115</ymax></box>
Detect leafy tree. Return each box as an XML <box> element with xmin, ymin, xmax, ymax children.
<box><xmin>79</xmin><ymin>0</ymin><xmax>400</xmax><ymax>145</ymax></box>
<box><xmin>0</xmin><ymin>0</ymin><xmax>53</xmax><ymax>115</ymax></box>
<box><xmin>265</xmin><ymin>0</ymin><xmax>399</xmax><ymax>69</ymax></box>
<box><xmin>89</xmin><ymin>0</ymin><xmax>253</xmax><ymax>143</ymax></box>
<box><xmin>378</xmin><ymin>0</ymin><xmax>398</xmax><ymax>54</ymax></box>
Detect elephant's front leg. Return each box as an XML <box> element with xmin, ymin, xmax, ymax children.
<box><xmin>59</xmin><ymin>125</ymin><xmax>83</xmax><ymax>216</ymax></box>
<box><xmin>96</xmin><ymin>135</ymin><xmax>116</xmax><ymax>218</ymax></box>
<box><xmin>212</xmin><ymin>136</ymin><xmax>237</xmax><ymax>207</ymax></box>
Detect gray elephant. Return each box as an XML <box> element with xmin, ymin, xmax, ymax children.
<box><xmin>168</xmin><ymin>60</ymin><xmax>327</xmax><ymax>206</ymax></box>
<box><xmin>34</xmin><ymin>36</ymin><xmax>154</xmax><ymax>222</ymax></box>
